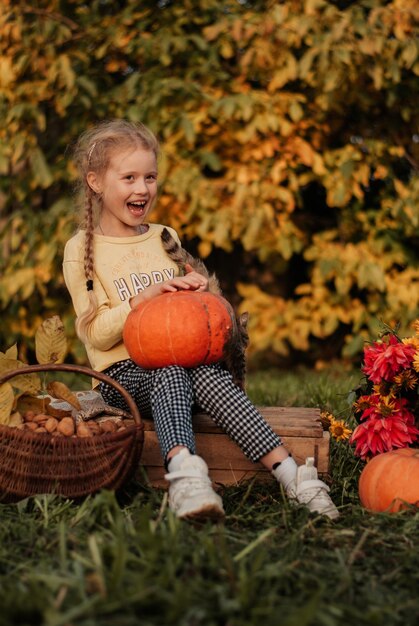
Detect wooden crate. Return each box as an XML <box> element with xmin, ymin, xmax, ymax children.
<box><xmin>139</xmin><ymin>406</ymin><xmax>329</xmax><ymax>488</ymax></box>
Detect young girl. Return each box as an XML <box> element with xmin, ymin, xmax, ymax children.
<box><xmin>63</xmin><ymin>119</ymin><xmax>339</xmax><ymax>521</ymax></box>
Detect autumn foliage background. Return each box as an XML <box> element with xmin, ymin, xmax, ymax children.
<box><xmin>0</xmin><ymin>0</ymin><xmax>418</xmax><ymax>367</ymax></box>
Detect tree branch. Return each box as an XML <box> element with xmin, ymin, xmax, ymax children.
<box><xmin>22</xmin><ymin>7</ymin><xmax>79</xmax><ymax>31</ymax></box>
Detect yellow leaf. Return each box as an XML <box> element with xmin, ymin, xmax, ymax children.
<box><xmin>12</xmin><ymin>372</ymin><xmax>42</xmax><ymax>396</ymax></box>
<box><xmin>0</xmin><ymin>57</ymin><xmax>15</xmax><ymax>88</ymax></box>
<box><xmin>371</xmin><ymin>65</ymin><xmax>383</xmax><ymax>89</ymax></box>
<box><xmin>35</xmin><ymin>316</ymin><xmax>67</xmax><ymax>364</ymax></box>
<box><xmin>0</xmin><ymin>344</ymin><xmax>18</xmax><ymax>360</ymax></box>
<box><xmin>29</xmin><ymin>147</ymin><xmax>53</xmax><ymax>188</ymax></box>
<box><xmin>0</xmin><ymin>382</ymin><xmax>14</xmax><ymax>425</ymax></box>
<box><xmin>357</xmin><ymin>262</ymin><xmax>386</xmax><ymax>292</ymax></box>
<box><xmin>1</xmin><ymin>268</ymin><xmax>36</xmax><ymax>299</ymax></box>
<box><xmin>4</xmin><ymin>344</ymin><xmax>18</xmax><ymax>359</ymax></box>
<box><xmin>359</xmin><ymin>38</ymin><xmax>376</xmax><ymax>55</ymax></box>
<box><xmin>203</xmin><ymin>23</ymin><xmax>225</xmax><ymax>41</ymax></box>
<box><xmin>402</xmin><ymin>40</ymin><xmax>417</xmax><ymax>68</ymax></box>
<box><xmin>289</xmin><ymin>320</ymin><xmax>311</xmax><ymax>350</ymax></box>
<box><xmin>0</xmin><ymin>358</ymin><xmax>42</xmax><ymax>395</ymax></box>
<box><xmin>312</xmin><ymin>153</ymin><xmax>326</xmax><ymax>175</ymax></box>
<box><xmin>231</xmin><ymin>19</ymin><xmax>243</xmax><ymax>42</ymax></box>
<box><xmin>269</xmin><ymin>67</ymin><xmax>293</xmax><ymax>91</ymax></box>
<box><xmin>9</xmin><ymin>411</ymin><xmax>23</xmax><ymax>428</ymax></box>
<box><xmin>289</xmin><ymin>100</ymin><xmax>304</xmax><ymax>122</ymax></box>
<box><xmin>394</xmin><ymin>179</ymin><xmax>409</xmax><ymax>199</ymax></box>
<box><xmin>0</xmin><ymin>358</ymin><xmax>24</xmax><ymax>374</ymax></box>
<box><xmin>57</xmin><ymin>54</ymin><xmax>76</xmax><ymax>89</ymax></box>
<box><xmin>295</xmin><ymin>138</ymin><xmax>314</xmax><ymax>167</ymax></box>
<box><xmin>198</xmin><ymin>240</ymin><xmax>212</xmax><ymax>258</ymax></box>
<box><xmin>304</xmin><ymin>0</ymin><xmax>327</xmax><ymax>16</ymax></box>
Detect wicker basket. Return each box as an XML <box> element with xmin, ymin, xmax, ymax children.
<box><xmin>0</xmin><ymin>364</ymin><xmax>144</xmax><ymax>502</ymax></box>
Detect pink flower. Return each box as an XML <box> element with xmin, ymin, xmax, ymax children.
<box><xmin>362</xmin><ymin>335</ymin><xmax>416</xmax><ymax>383</ymax></box>
<box><xmin>350</xmin><ymin>400</ymin><xmax>419</xmax><ymax>459</ymax></box>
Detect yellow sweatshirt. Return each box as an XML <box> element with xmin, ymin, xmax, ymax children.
<box><xmin>63</xmin><ymin>224</ymin><xmax>181</xmax><ymax>375</ymax></box>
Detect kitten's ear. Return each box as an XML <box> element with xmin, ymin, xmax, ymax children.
<box><xmin>239</xmin><ymin>312</ymin><xmax>249</xmax><ymax>328</ymax></box>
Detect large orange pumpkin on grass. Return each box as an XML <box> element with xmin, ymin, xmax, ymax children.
<box><xmin>359</xmin><ymin>447</ymin><xmax>419</xmax><ymax>513</ymax></box>
<box><xmin>123</xmin><ymin>291</ymin><xmax>235</xmax><ymax>369</ymax></box>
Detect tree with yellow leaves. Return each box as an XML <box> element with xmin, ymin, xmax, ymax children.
<box><xmin>0</xmin><ymin>0</ymin><xmax>418</xmax><ymax>364</ymax></box>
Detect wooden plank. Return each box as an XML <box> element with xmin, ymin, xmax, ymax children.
<box><xmin>141</xmin><ymin>431</ymin><xmax>329</xmax><ymax>475</ymax></box>
<box><xmin>254</xmin><ymin>407</ymin><xmax>323</xmax><ymax>436</ymax></box>
<box><xmin>139</xmin><ymin>406</ymin><xmax>330</xmax><ymax>488</ymax></box>
<box><xmin>142</xmin><ymin>433</ymin><xmax>329</xmax><ymax>489</ymax></box>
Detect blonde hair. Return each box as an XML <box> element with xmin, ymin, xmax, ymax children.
<box><xmin>72</xmin><ymin>119</ymin><xmax>160</xmax><ymax>343</ymax></box>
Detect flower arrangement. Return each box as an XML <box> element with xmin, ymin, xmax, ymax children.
<box><xmin>350</xmin><ymin>321</ymin><xmax>419</xmax><ymax>460</ymax></box>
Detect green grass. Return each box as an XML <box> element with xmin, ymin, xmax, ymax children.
<box><xmin>247</xmin><ymin>363</ymin><xmax>360</xmax><ymax>407</ymax></box>
<box><xmin>0</xmin><ymin>366</ymin><xmax>418</xmax><ymax>626</ymax></box>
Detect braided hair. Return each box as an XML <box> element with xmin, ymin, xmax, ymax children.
<box><xmin>72</xmin><ymin>119</ymin><xmax>159</xmax><ymax>342</ymax></box>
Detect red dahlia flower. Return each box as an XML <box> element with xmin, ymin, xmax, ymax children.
<box><xmin>362</xmin><ymin>335</ymin><xmax>416</xmax><ymax>384</ymax></box>
<box><xmin>350</xmin><ymin>408</ymin><xmax>419</xmax><ymax>459</ymax></box>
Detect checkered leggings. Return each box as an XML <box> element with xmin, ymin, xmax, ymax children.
<box><xmin>99</xmin><ymin>360</ymin><xmax>282</xmax><ymax>464</ymax></box>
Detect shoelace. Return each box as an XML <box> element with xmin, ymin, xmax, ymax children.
<box><xmin>165</xmin><ymin>467</ymin><xmax>210</xmax><ymax>481</ymax></box>
<box><xmin>297</xmin><ymin>486</ymin><xmax>332</xmax><ymax>505</ymax></box>
<box><xmin>170</xmin><ymin>478</ymin><xmax>215</xmax><ymax>507</ymax></box>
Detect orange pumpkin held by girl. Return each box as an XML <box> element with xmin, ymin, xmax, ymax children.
<box><xmin>123</xmin><ymin>291</ymin><xmax>235</xmax><ymax>369</ymax></box>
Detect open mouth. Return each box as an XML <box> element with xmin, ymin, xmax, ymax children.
<box><xmin>127</xmin><ymin>200</ymin><xmax>147</xmax><ymax>215</ymax></box>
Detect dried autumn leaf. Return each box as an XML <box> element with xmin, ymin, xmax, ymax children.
<box><xmin>0</xmin><ymin>357</ymin><xmax>25</xmax><ymax>374</ymax></box>
<box><xmin>9</xmin><ymin>411</ymin><xmax>24</xmax><ymax>427</ymax></box>
<box><xmin>46</xmin><ymin>381</ymin><xmax>81</xmax><ymax>410</ymax></box>
<box><xmin>11</xmin><ymin>372</ymin><xmax>42</xmax><ymax>396</ymax></box>
<box><xmin>0</xmin><ymin>344</ymin><xmax>18</xmax><ymax>360</ymax></box>
<box><xmin>16</xmin><ymin>394</ymin><xmax>51</xmax><ymax>416</ymax></box>
<box><xmin>0</xmin><ymin>382</ymin><xmax>14</xmax><ymax>425</ymax></box>
<box><xmin>0</xmin><ymin>358</ymin><xmax>41</xmax><ymax>395</ymax></box>
<box><xmin>35</xmin><ymin>316</ymin><xmax>67</xmax><ymax>364</ymax></box>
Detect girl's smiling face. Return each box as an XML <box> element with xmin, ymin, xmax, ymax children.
<box><xmin>88</xmin><ymin>146</ymin><xmax>158</xmax><ymax>236</ymax></box>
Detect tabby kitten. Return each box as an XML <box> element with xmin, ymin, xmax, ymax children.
<box><xmin>161</xmin><ymin>228</ymin><xmax>249</xmax><ymax>389</ymax></box>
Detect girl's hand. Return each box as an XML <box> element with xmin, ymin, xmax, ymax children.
<box><xmin>184</xmin><ymin>264</ymin><xmax>208</xmax><ymax>292</ymax></box>
<box><xmin>129</xmin><ymin>266</ymin><xmax>208</xmax><ymax>309</ymax></box>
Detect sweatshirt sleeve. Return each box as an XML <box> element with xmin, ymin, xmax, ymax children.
<box><xmin>63</xmin><ymin>240</ymin><xmax>132</xmax><ymax>351</ymax></box>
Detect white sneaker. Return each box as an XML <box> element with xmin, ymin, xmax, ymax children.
<box><xmin>295</xmin><ymin>458</ymin><xmax>339</xmax><ymax>520</ymax></box>
<box><xmin>164</xmin><ymin>450</ymin><xmax>225</xmax><ymax>521</ymax></box>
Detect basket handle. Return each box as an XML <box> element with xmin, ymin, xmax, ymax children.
<box><xmin>0</xmin><ymin>363</ymin><xmax>142</xmax><ymax>426</ymax></box>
